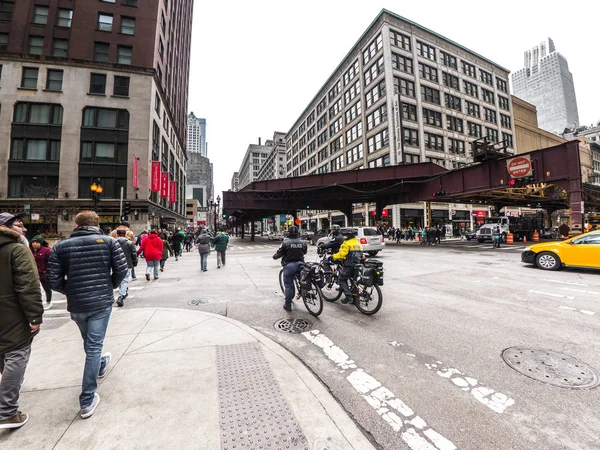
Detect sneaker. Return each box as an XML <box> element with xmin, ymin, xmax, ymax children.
<box><xmin>145</xmin><ymin>274</ymin><xmax>150</xmax><ymax>281</ymax></box>
<box><xmin>341</xmin><ymin>296</ymin><xmax>354</xmax><ymax>304</ymax></box>
<box><xmin>44</xmin><ymin>302</ymin><xmax>53</xmax><ymax>310</ymax></box>
<box><xmin>131</xmin><ymin>277</ymin><xmax>137</xmax><ymax>280</ymax></box>
<box><xmin>160</xmin><ymin>268</ymin><xmax>164</xmax><ymax>272</ymax></box>
<box><xmin>116</xmin><ymin>296</ymin><xmax>124</xmax><ymax>307</ymax></box>
<box><xmin>80</xmin><ymin>393</ymin><xmax>100</xmax><ymax>419</ymax></box>
<box><xmin>217</xmin><ymin>265</ymin><xmax>221</xmax><ymax>269</ymax></box>
<box><xmin>0</xmin><ymin>411</ymin><xmax>29</xmax><ymax>429</ymax></box>
<box><xmin>283</xmin><ymin>304</ymin><xmax>292</xmax><ymax>312</ymax></box>
<box><xmin>98</xmin><ymin>353</ymin><xmax>112</xmax><ymax>378</ymax></box>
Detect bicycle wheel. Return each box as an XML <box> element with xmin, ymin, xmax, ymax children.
<box><xmin>302</xmin><ymin>282</ymin><xmax>324</xmax><ymax>317</ymax></box>
<box><xmin>354</xmin><ymin>284</ymin><xmax>383</xmax><ymax>315</ymax></box>
<box><xmin>279</xmin><ymin>269</ymin><xmax>285</xmax><ymax>294</ymax></box>
<box><xmin>320</xmin><ymin>268</ymin><xmax>342</xmax><ymax>302</ymax></box>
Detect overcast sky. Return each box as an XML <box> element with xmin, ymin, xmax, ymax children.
<box><xmin>188</xmin><ymin>0</ymin><xmax>599</xmax><ymax>199</ymax></box>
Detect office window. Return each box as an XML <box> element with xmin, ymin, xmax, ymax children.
<box><xmin>482</xmin><ymin>88</ymin><xmax>495</xmax><ymax>105</ymax></box>
<box><xmin>21</xmin><ymin>67</ymin><xmax>39</xmax><ymax>88</ymax></box>
<box><xmin>449</xmin><ymin>138</ymin><xmax>465</xmax><ymax>154</ymax></box>
<box><xmin>443</xmin><ymin>72</ymin><xmax>459</xmax><ymax>91</ymax></box>
<box><xmin>80</xmin><ymin>142</ymin><xmax>127</xmax><ymax>164</ymax></box>
<box><xmin>343</xmin><ymin>59</ymin><xmax>359</xmax><ymax>86</ymax></box>
<box><xmin>32</xmin><ymin>5</ymin><xmax>49</xmax><ymax>24</ymax></box>
<box><xmin>10</xmin><ymin>139</ymin><xmax>60</xmax><ymax>161</ymax></box>
<box><xmin>46</xmin><ymin>69</ymin><xmax>63</xmax><ymax>90</ymax></box>
<box><xmin>155</xmin><ymin>92</ymin><xmax>161</xmax><ymax>114</ymax></box>
<box><xmin>89</xmin><ymin>73</ymin><xmax>107</xmax><ymax>94</ymax></box>
<box><xmin>441</xmin><ymin>51</ymin><xmax>457</xmax><ymax>70</ymax></box>
<box><xmin>447</xmin><ymin>116</ymin><xmax>463</xmax><ymax>133</ymax></box>
<box><xmin>496</xmin><ymin>78</ymin><xmax>508</xmax><ymax>93</ymax></box>
<box><xmin>364</xmin><ymin>56</ymin><xmax>383</xmax><ymax>86</ymax></box>
<box><xmin>461</xmin><ymin>60</ymin><xmax>476</xmax><ymax>78</ymax></box>
<box><xmin>0</xmin><ymin>0</ymin><xmax>14</xmax><ymax>21</ymax></box>
<box><xmin>365</xmin><ymin>80</ymin><xmax>386</xmax><ymax>108</ymax></box>
<box><xmin>113</xmin><ymin>76</ymin><xmax>130</xmax><ymax>96</ymax></box>
<box><xmin>0</xmin><ymin>32</ymin><xmax>7</xmax><ymax>51</ymax></box>
<box><xmin>117</xmin><ymin>45</ymin><xmax>132</xmax><ymax>64</ymax></box>
<box><xmin>463</xmin><ymin>80</ymin><xmax>478</xmax><ymax>98</ymax></box>
<box><xmin>344</xmin><ymin>102</ymin><xmax>361</xmax><ymax>125</ymax></box>
<box><xmin>422</xmin><ymin>108</ymin><xmax>442</xmax><ymax>128</ymax></box>
<box><xmin>368</xmin><ymin>155</ymin><xmax>390</xmax><ymax>168</ymax></box>
<box><xmin>9</xmin><ymin>175</ymin><xmax>59</xmax><ymax>198</ymax></box>
<box><xmin>486</xmin><ymin>127</ymin><xmax>499</xmax><ymax>142</ymax></box>
<box><xmin>122</xmin><ymin>0</ymin><xmax>137</xmax><ymax>5</ymax></box>
<box><xmin>328</xmin><ymin>80</ymin><xmax>341</xmax><ymax>101</ymax></box>
<box><xmin>395</xmin><ymin>77</ymin><xmax>415</xmax><ymax>98</ymax></box>
<box><xmin>344</xmin><ymin>79</ymin><xmax>360</xmax><ymax>105</ymax></box>
<box><xmin>161</xmin><ymin>12</ymin><xmax>166</xmax><ymax>31</ymax></box>
<box><xmin>52</xmin><ymin>39</ymin><xmax>68</xmax><ymax>57</ymax></box>
<box><xmin>484</xmin><ymin>107</ymin><xmax>497</xmax><ymax>124</ymax></box>
<box><xmin>390</xmin><ymin>29</ymin><xmax>411</xmax><ymax>51</ymax></box>
<box><xmin>121</xmin><ymin>17</ymin><xmax>135</xmax><ymax>35</ymax></box>
<box><xmin>94</xmin><ymin>42</ymin><xmax>110</xmax><ymax>61</ymax></box>
<box><xmin>345</xmin><ymin>122</ymin><xmax>362</xmax><ymax>145</ymax></box>
<box><xmin>416</xmin><ymin>41</ymin><xmax>436</xmax><ymax>61</ymax></box>
<box><xmin>392</xmin><ymin>53</ymin><xmax>413</xmax><ymax>74</ymax></box>
<box><xmin>366</xmin><ymin>104</ymin><xmax>387</xmax><ymax>131</ymax></box>
<box><xmin>403</xmin><ymin>128</ymin><xmax>419</xmax><ymax>147</ymax></box>
<box><xmin>498</xmin><ymin>95</ymin><xmax>510</xmax><ymax>111</ymax></box>
<box><xmin>102</xmin><ymin>0</ymin><xmax>116</xmax><ymax>2</ymax></box>
<box><xmin>466</xmin><ymin>101</ymin><xmax>480</xmax><ymax>118</ymax></box>
<box><xmin>424</xmin><ymin>132</ymin><xmax>444</xmax><ymax>152</ymax></box>
<box><xmin>156</xmin><ymin>65</ymin><xmax>162</xmax><ymax>81</ymax></box>
<box><xmin>421</xmin><ymin>86</ymin><xmax>440</xmax><ymax>105</ymax></box>
<box><xmin>13</xmin><ymin>103</ymin><xmax>63</xmax><ymax>125</ymax></box>
<box><xmin>346</xmin><ymin>143</ymin><xmax>364</xmax><ymax>165</ymax></box>
<box><xmin>83</xmin><ymin>107</ymin><xmax>129</xmax><ymax>129</ymax></box>
<box><xmin>367</xmin><ymin>129</ymin><xmax>389</xmax><ymax>154</ymax></box>
<box><xmin>57</xmin><ymin>9</ymin><xmax>73</xmax><ymax>27</ymax></box>
<box><xmin>362</xmin><ymin>34</ymin><xmax>382</xmax><ymax>64</ymax></box>
<box><xmin>98</xmin><ymin>13</ymin><xmax>113</xmax><ymax>32</ymax></box>
<box><xmin>502</xmin><ymin>132</ymin><xmax>513</xmax><ymax>148</ymax></box>
<box><xmin>419</xmin><ymin>62</ymin><xmax>438</xmax><ymax>82</ymax></box>
<box><xmin>28</xmin><ymin>36</ymin><xmax>44</xmax><ymax>55</ymax></box>
<box><xmin>330</xmin><ymin>154</ymin><xmax>344</xmax><ymax>172</ymax></box>
<box><xmin>500</xmin><ymin>113</ymin><xmax>512</xmax><ymax>129</ymax></box>
<box><xmin>159</xmin><ymin>39</ymin><xmax>164</xmax><ymax>59</ymax></box>
<box><xmin>479</xmin><ymin>69</ymin><xmax>493</xmax><ymax>85</ymax></box>
<box><xmin>401</xmin><ymin>103</ymin><xmax>417</xmax><ymax>122</ymax></box>
<box><xmin>445</xmin><ymin>93</ymin><xmax>461</xmax><ymax>112</ymax></box>
<box><xmin>468</xmin><ymin>122</ymin><xmax>482</xmax><ymax>138</ymax></box>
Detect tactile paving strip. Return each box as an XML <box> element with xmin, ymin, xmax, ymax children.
<box><xmin>216</xmin><ymin>342</ymin><xmax>309</xmax><ymax>450</ymax></box>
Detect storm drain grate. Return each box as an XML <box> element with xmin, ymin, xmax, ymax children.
<box><xmin>216</xmin><ymin>342</ymin><xmax>308</xmax><ymax>450</ymax></box>
<box><xmin>502</xmin><ymin>347</ymin><xmax>600</xmax><ymax>389</ymax></box>
<box><xmin>273</xmin><ymin>318</ymin><xmax>312</xmax><ymax>334</ymax></box>
<box><xmin>188</xmin><ymin>297</ymin><xmax>210</xmax><ymax>306</ymax></box>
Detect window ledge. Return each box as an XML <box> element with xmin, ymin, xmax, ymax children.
<box><xmin>87</xmin><ymin>92</ymin><xmax>106</xmax><ymax>97</ymax></box>
<box><xmin>17</xmin><ymin>87</ymin><xmax>38</xmax><ymax>91</ymax></box>
<box><xmin>111</xmin><ymin>94</ymin><xmax>130</xmax><ymax>99</ymax></box>
<box><xmin>43</xmin><ymin>88</ymin><xmax>63</xmax><ymax>93</ymax></box>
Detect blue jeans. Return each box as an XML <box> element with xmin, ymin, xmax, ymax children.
<box><xmin>283</xmin><ymin>262</ymin><xmax>303</xmax><ymax>307</ymax></box>
<box><xmin>118</xmin><ymin>268</ymin><xmax>131</xmax><ymax>296</ymax></box>
<box><xmin>200</xmin><ymin>252</ymin><xmax>209</xmax><ymax>271</ymax></box>
<box><xmin>70</xmin><ymin>306</ymin><xmax>112</xmax><ymax>409</ymax></box>
<box><xmin>146</xmin><ymin>260</ymin><xmax>160</xmax><ymax>278</ymax></box>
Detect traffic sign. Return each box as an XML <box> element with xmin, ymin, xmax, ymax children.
<box><xmin>507</xmin><ymin>155</ymin><xmax>532</xmax><ymax>178</ymax></box>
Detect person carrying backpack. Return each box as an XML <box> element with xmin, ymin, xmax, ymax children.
<box><xmin>332</xmin><ymin>229</ymin><xmax>364</xmax><ymax>304</ymax></box>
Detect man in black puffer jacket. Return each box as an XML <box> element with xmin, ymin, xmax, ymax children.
<box><xmin>47</xmin><ymin>210</ymin><xmax>127</xmax><ymax>419</ymax></box>
<box><xmin>273</xmin><ymin>226</ymin><xmax>307</xmax><ymax>312</ymax></box>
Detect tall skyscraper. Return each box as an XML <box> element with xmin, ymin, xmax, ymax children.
<box><xmin>512</xmin><ymin>38</ymin><xmax>579</xmax><ymax>134</ymax></box>
<box><xmin>0</xmin><ymin>0</ymin><xmax>194</xmax><ymax>234</ymax></box>
<box><xmin>187</xmin><ymin>112</ymin><xmax>207</xmax><ymax>156</ymax></box>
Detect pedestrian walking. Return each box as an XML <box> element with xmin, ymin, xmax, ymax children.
<box><xmin>195</xmin><ymin>229</ymin><xmax>212</xmax><ymax>272</ymax></box>
<box><xmin>493</xmin><ymin>226</ymin><xmax>502</xmax><ymax>248</ymax></box>
<box><xmin>158</xmin><ymin>232</ymin><xmax>173</xmax><ymax>272</ymax></box>
<box><xmin>110</xmin><ymin>221</ymin><xmax>137</xmax><ymax>279</ymax></box>
<box><xmin>30</xmin><ymin>235</ymin><xmax>53</xmax><ymax>310</ymax></box>
<box><xmin>172</xmin><ymin>228</ymin><xmax>185</xmax><ymax>260</ymax></box>
<box><xmin>184</xmin><ymin>231</ymin><xmax>194</xmax><ymax>252</ymax></box>
<box><xmin>213</xmin><ymin>228</ymin><xmax>230</xmax><ymax>268</ymax></box>
<box><xmin>137</xmin><ymin>229</ymin><xmax>164</xmax><ymax>280</ymax></box>
<box><xmin>273</xmin><ymin>226</ymin><xmax>307</xmax><ymax>311</ymax></box>
<box><xmin>115</xmin><ymin>229</ymin><xmax>138</xmax><ymax>307</ymax></box>
<box><xmin>46</xmin><ymin>210</ymin><xmax>127</xmax><ymax>419</ymax></box>
<box><xmin>0</xmin><ymin>213</ymin><xmax>43</xmax><ymax>429</ymax></box>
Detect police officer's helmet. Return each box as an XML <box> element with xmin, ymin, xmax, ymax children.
<box><xmin>287</xmin><ymin>226</ymin><xmax>299</xmax><ymax>237</ymax></box>
<box><xmin>332</xmin><ymin>224</ymin><xmax>341</xmax><ymax>235</ymax></box>
<box><xmin>340</xmin><ymin>228</ymin><xmax>356</xmax><ymax>238</ymax></box>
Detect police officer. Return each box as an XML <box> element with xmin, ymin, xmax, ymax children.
<box><xmin>273</xmin><ymin>226</ymin><xmax>307</xmax><ymax>311</ymax></box>
<box><xmin>332</xmin><ymin>228</ymin><xmax>363</xmax><ymax>304</ymax></box>
<box><xmin>319</xmin><ymin>225</ymin><xmax>345</xmax><ymax>277</ymax></box>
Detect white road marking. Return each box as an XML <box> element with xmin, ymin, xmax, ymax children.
<box><xmin>47</xmin><ymin>300</ymin><xmax>67</xmax><ymax>304</ymax></box>
<box><xmin>128</xmin><ymin>286</ymin><xmax>145</xmax><ymax>291</ymax></box>
<box><xmin>542</xmin><ymin>279</ymin><xmax>589</xmax><ymax>287</ymax></box>
<box><xmin>43</xmin><ymin>309</ymin><xmax>70</xmax><ymax>316</ymax></box>
<box><xmin>528</xmin><ymin>290</ymin><xmax>575</xmax><ymax>300</ymax></box>
<box><xmin>561</xmin><ymin>287</ymin><xmax>600</xmax><ymax>296</ymax></box>
<box><xmin>559</xmin><ymin>306</ymin><xmax>596</xmax><ymax>316</ymax></box>
<box><xmin>388</xmin><ymin>342</ymin><xmax>514</xmax><ymax>414</ymax></box>
<box><xmin>304</xmin><ymin>331</ymin><xmax>456</xmax><ymax>450</ymax></box>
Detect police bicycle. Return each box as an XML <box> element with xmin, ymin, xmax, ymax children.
<box><xmin>278</xmin><ymin>263</ymin><xmax>324</xmax><ymax>317</ymax></box>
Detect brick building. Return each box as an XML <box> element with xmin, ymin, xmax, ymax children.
<box><xmin>0</xmin><ymin>0</ymin><xmax>193</xmax><ymax>235</ymax></box>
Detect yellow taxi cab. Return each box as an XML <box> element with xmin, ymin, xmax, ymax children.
<box><xmin>521</xmin><ymin>230</ymin><xmax>600</xmax><ymax>271</ymax></box>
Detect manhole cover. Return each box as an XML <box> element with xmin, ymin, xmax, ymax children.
<box><xmin>502</xmin><ymin>347</ymin><xmax>600</xmax><ymax>389</ymax></box>
<box><xmin>188</xmin><ymin>297</ymin><xmax>210</xmax><ymax>305</ymax></box>
<box><xmin>274</xmin><ymin>318</ymin><xmax>312</xmax><ymax>334</ymax></box>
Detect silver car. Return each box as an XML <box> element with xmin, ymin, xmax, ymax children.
<box><xmin>316</xmin><ymin>226</ymin><xmax>385</xmax><ymax>256</ymax></box>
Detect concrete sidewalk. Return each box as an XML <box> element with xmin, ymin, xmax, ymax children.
<box><xmin>0</xmin><ymin>308</ymin><xmax>373</xmax><ymax>450</ymax></box>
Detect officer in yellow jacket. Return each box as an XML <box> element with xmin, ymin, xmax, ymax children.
<box><xmin>332</xmin><ymin>228</ymin><xmax>363</xmax><ymax>304</ymax></box>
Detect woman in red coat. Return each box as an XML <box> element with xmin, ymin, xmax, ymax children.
<box><xmin>137</xmin><ymin>229</ymin><xmax>164</xmax><ymax>281</ymax></box>
<box><xmin>30</xmin><ymin>236</ymin><xmax>53</xmax><ymax>309</ymax></box>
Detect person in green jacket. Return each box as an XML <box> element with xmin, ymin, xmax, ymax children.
<box><xmin>213</xmin><ymin>228</ymin><xmax>230</xmax><ymax>268</ymax></box>
<box><xmin>0</xmin><ymin>213</ymin><xmax>44</xmax><ymax>429</ymax></box>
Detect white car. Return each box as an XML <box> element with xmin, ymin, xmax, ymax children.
<box><xmin>267</xmin><ymin>231</ymin><xmax>284</xmax><ymax>241</ymax></box>
<box><xmin>317</xmin><ymin>227</ymin><xmax>385</xmax><ymax>256</ymax></box>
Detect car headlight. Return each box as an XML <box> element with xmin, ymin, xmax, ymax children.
<box><xmin>524</xmin><ymin>247</ymin><xmax>531</xmax><ymax>251</ymax></box>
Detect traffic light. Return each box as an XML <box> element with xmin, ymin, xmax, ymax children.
<box><xmin>123</xmin><ymin>202</ymin><xmax>131</xmax><ymax>215</ymax></box>
<box><xmin>222</xmin><ymin>213</ymin><xmax>227</xmax><ymax>219</ymax></box>
<box><xmin>432</xmin><ymin>190</ymin><xmax>446</xmax><ymax>197</ymax></box>
<box><xmin>506</xmin><ymin>176</ymin><xmax>533</xmax><ymax>187</ymax></box>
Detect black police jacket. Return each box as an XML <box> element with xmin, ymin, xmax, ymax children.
<box><xmin>320</xmin><ymin>234</ymin><xmax>345</xmax><ymax>253</ymax></box>
<box><xmin>272</xmin><ymin>237</ymin><xmax>307</xmax><ymax>265</ymax></box>
<box><xmin>47</xmin><ymin>226</ymin><xmax>128</xmax><ymax>314</ymax></box>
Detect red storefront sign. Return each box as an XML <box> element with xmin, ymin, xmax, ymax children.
<box><xmin>169</xmin><ymin>181</ymin><xmax>177</xmax><ymax>204</ymax></box>
<box><xmin>371</xmin><ymin>209</ymin><xmax>390</xmax><ymax>217</ymax></box>
<box><xmin>474</xmin><ymin>210</ymin><xmax>487</xmax><ymax>218</ymax></box>
<box><xmin>160</xmin><ymin>172</ymin><xmax>169</xmax><ymax>198</ymax></box>
<box><xmin>151</xmin><ymin>162</ymin><xmax>161</xmax><ymax>192</ymax></box>
<box><xmin>133</xmin><ymin>157</ymin><xmax>139</xmax><ymax>189</ymax></box>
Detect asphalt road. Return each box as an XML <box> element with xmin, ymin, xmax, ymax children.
<box><xmin>42</xmin><ymin>237</ymin><xmax>600</xmax><ymax>450</ymax></box>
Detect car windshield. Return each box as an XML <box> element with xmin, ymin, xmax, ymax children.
<box><xmin>362</xmin><ymin>228</ymin><xmax>381</xmax><ymax>236</ymax></box>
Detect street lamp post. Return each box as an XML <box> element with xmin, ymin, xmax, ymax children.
<box><xmin>90</xmin><ymin>179</ymin><xmax>103</xmax><ymax>211</ymax></box>
<box><xmin>216</xmin><ymin>195</ymin><xmax>221</xmax><ymax>231</ymax></box>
